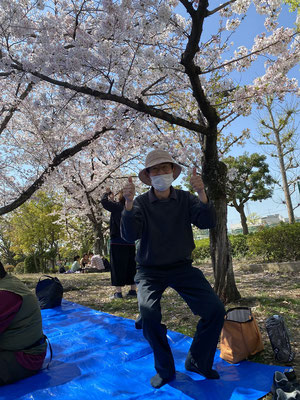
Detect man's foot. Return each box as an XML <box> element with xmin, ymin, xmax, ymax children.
<box><xmin>185</xmin><ymin>355</ymin><xmax>219</xmax><ymax>379</ymax></box>
<box><xmin>150</xmin><ymin>373</ymin><xmax>175</xmax><ymax>389</ymax></box>
<box><xmin>110</xmin><ymin>292</ymin><xmax>123</xmax><ymax>299</ymax></box>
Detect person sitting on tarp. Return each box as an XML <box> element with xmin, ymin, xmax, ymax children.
<box><xmin>0</xmin><ymin>260</ymin><xmax>47</xmax><ymax>386</ymax></box>
<box><xmin>121</xmin><ymin>149</ymin><xmax>225</xmax><ymax>389</ymax></box>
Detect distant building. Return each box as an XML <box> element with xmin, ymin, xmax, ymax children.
<box><xmin>229</xmin><ymin>213</ymin><xmax>300</xmax><ymax>234</ymax></box>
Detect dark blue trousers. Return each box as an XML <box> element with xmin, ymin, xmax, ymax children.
<box><xmin>135</xmin><ymin>263</ymin><xmax>225</xmax><ymax>379</ymax></box>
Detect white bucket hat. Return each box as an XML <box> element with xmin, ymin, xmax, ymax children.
<box><xmin>138</xmin><ymin>149</ymin><xmax>182</xmax><ymax>186</ymax></box>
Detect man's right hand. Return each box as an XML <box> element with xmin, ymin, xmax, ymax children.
<box><xmin>123</xmin><ymin>177</ymin><xmax>135</xmax><ymax>210</ymax></box>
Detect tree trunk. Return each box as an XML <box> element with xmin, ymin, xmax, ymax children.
<box><xmin>209</xmin><ymin>197</ymin><xmax>241</xmax><ymax>303</ymax></box>
<box><xmin>239</xmin><ymin>205</ymin><xmax>249</xmax><ymax>235</ymax></box>
<box><xmin>92</xmin><ymin>221</ymin><xmax>105</xmax><ymax>255</ymax></box>
<box><xmin>274</xmin><ymin>129</ymin><xmax>295</xmax><ymax>223</ymax></box>
<box><xmin>203</xmin><ymin>135</ymin><xmax>241</xmax><ymax>303</ymax></box>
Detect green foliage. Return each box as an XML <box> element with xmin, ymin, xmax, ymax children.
<box><xmin>192</xmin><ymin>238</ymin><xmax>211</xmax><ymax>261</ymax></box>
<box><xmin>284</xmin><ymin>0</ymin><xmax>300</xmax><ymax>13</ymax></box>
<box><xmin>247</xmin><ymin>223</ymin><xmax>300</xmax><ymax>262</ymax></box>
<box><xmin>224</xmin><ymin>152</ymin><xmax>275</xmax><ymax>206</ymax></box>
<box><xmin>8</xmin><ymin>191</ymin><xmax>64</xmax><ymax>264</ymax></box>
<box><xmin>192</xmin><ymin>224</ymin><xmax>300</xmax><ymax>262</ymax></box>
<box><xmin>24</xmin><ymin>254</ymin><xmax>40</xmax><ymax>273</ymax></box>
<box><xmin>229</xmin><ymin>234</ymin><xmax>249</xmax><ymax>258</ymax></box>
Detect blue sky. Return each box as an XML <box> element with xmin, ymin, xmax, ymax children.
<box><xmin>176</xmin><ymin>2</ymin><xmax>300</xmax><ymax>227</ymax></box>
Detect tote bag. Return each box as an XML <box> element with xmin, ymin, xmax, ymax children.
<box><xmin>36</xmin><ymin>275</ymin><xmax>63</xmax><ymax>309</ymax></box>
<box><xmin>220</xmin><ymin>307</ymin><xmax>264</xmax><ymax>363</ymax></box>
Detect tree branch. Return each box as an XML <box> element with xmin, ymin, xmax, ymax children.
<box><xmin>0</xmin><ymin>82</ymin><xmax>34</xmax><ymax>135</ymax></box>
<box><xmin>10</xmin><ymin>62</ymin><xmax>207</xmax><ymax>135</ymax></box>
<box><xmin>0</xmin><ymin>127</ymin><xmax>113</xmax><ymax>215</ymax></box>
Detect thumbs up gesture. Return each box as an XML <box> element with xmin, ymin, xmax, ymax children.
<box><xmin>123</xmin><ymin>177</ymin><xmax>136</xmax><ymax>210</ymax></box>
<box><xmin>190</xmin><ymin>168</ymin><xmax>207</xmax><ymax>203</ymax></box>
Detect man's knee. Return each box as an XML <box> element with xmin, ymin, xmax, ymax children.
<box><xmin>139</xmin><ymin>303</ymin><xmax>161</xmax><ymax>322</ymax></box>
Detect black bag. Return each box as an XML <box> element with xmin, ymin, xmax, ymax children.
<box><xmin>102</xmin><ymin>257</ymin><xmax>111</xmax><ymax>271</ymax></box>
<box><xmin>265</xmin><ymin>315</ymin><xmax>295</xmax><ymax>363</ymax></box>
<box><xmin>36</xmin><ymin>275</ymin><xmax>63</xmax><ymax>309</ymax></box>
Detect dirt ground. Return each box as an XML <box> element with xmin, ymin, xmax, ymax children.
<box><xmin>19</xmin><ymin>263</ymin><xmax>299</xmax><ymax>399</ymax></box>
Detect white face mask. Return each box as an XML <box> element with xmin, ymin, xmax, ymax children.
<box><xmin>150</xmin><ymin>173</ymin><xmax>174</xmax><ymax>191</ymax></box>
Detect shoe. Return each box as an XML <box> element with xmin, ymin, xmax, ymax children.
<box><xmin>284</xmin><ymin>369</ymin><xmax>300</xmax><ymax>391</ymax></box>
<box><xmin>135</xmin><ymin>316</ymin><xmax>142</xmax><ymax>329</ymax></box>
<box><xmin>185</xmin><ymin>353</ymin><xmax>219</xmax><ymax>379</ymax></box>
<box><xmin>110</xmin><ymin>292</ymin><xmax>123</xmax><ymax>299</ymax></box>
<box><xmin>126</xmin><ymin>290</ymin><xmax>137</xmax><ymax>297</ymax></box>
<box><xmin>272</xmin><ymin>371</ymin><xmax>298</xmax><ymax>395</ymax></box>
<box><xmin>274</xmin><ymin>388</ymin><xmax>300</xmax><ymax>400</ymax></box>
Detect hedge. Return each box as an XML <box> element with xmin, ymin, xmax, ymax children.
<box><xmin>192</xmin><ymin>223</ymin><xmax>300</xmax><ymax>263</ymax></box>
<box><xmin>247</xmin><ymin>222</ymin><xmax>300</xmax><ymax>262</ymax></box>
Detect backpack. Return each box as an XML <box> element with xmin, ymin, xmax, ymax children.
<box><xmin>102</xmin><ymin>257</ymin><xmax>111</xmax><ymax>271</ymax></box>
<box><xmin>265</xmin><ymin>315</ymin><xmax>295</xmax><ymax>363</ymax></box>
<box><xmin>36</xmin><ymin>275</ymin><xmax>63</xmax><ymax>309</ymax></box>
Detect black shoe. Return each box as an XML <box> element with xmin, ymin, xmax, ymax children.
<box><xmin>110</xmin><ymin>292</ymin><xmax>123</xmax><ymax>299</ymax></box>
<box><xmin>272</xmin><ymin>371</ymin><xmax>298</xmax><ymax>396</ymax></box>
<box><xmin>185</xmin><ymin>354</ymin><xmax>219</xmax><ymax>379</ymax></box>
<box><xmin>274</xmin><ymin>388</ymin><xmax>300</xmax><ymax>400</ymax></box>
<box><xmin>126</xmin><ymin>289</ymin><xmax>137</xmax><ymax>297</ymax></box>
<box><xmin>284</xmin><ymin>369</ymin><xmax>300</xmax><ymax>391</ymax></box>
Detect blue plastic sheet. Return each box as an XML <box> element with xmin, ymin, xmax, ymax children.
<box><xmin>2</xmin><ymin>300</ymin><xmax>286</xmax><ymax>400</ymax></box>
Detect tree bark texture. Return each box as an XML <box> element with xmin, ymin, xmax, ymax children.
<box><xmin>92</xmin><ymin>221</ymin><xmax>105</xmax><ymax>256</ymax></box>
<box><xmin>204</xmin><ymin>156</ymin><xmax>241</xmax><ymax>303</ymax></box>
<box><xmin>274</xmin><ymin>129</ymin><xmax>295</xmax><ymax>223</ymax></box>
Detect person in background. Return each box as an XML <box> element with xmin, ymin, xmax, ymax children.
<box><xmin>101</xmin><ymin>187</ymin><xmax>137</xmax><ymax>299</ymax></box>
<box><xmin>70</xmin><ymin>255</ymin><xmax>81</xmax><ymax>273</ymax></box>
<box><xmin>80</xmin><ymin>253</ymin><xmax>89</xmax><ymax>270</ymax></box>
<box><xmin>121</xmin><ymin>149</ymin><xmax>225</xmax><ymax>389</ymax></box>
<box><xmin>88</xmin><ymin>252</ymin><xmax>105</xmax><ymax>271</ymax></box>
<box><xmin>0</xmin><ymin>261</ymin><xmax>47</xmax><ymax>386</ymax></box>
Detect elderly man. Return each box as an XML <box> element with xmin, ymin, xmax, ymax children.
<box><xmin>0</xmin><ymin>261</ymin><xmax>47</xmax><ymax>385</ymax></box>
<box><xmin>121</xmin><ymin>149</ymin><xmax>225</xmax><ymax>389</ymax></box>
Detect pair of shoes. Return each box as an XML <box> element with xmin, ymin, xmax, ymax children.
<box><xmin>126</xmin><ymin>289</ymin><xmax>137</xmax><ymax>297</ymax></box>
<box><xmin>272</xmin><ymin>371</ymin><xmax>300</xmax><ymax>394</ymax></box>
<box><xmin>110</xmin><ymin>292</ymin><xmax>123</xmax><ymax>299</ymax></box>
<box><xmin>185</xmin><ymin>353</ymin><xmax>219</xmax><ymax>379</ymax></box>
<box><xmin>274</xmin><ymin>388</ymin><xmax>300</xmax><ymax>400</ymax></box>
<box><xmin>272</xmin><ymin>370</ymin><xmax>300</xmax><ymax>400</ymax></box>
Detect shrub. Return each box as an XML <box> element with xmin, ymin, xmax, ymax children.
<box><xmin>192</xmin><ymin>238</ymin><xmax>211</xmax><ymax>261</ymax></box>
<box><xmin>247</xmin><ymin>223</ymin><xmax>300</xmax><ymax>262</ymax></box>
<box><xmin>229</xmin><ymin>234</ymin><xmax>250</xmax><ymax>259</ymax></box>
<box><xmin>14</xmin><ymin>262</ymin><xmax>25</xmax><ymax>274</ymax></box>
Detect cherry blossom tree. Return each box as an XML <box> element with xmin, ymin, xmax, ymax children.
<box><xmin>0</xmin><ymin>0</ymin><xmax>299</xmax><ymax>302</ymax></box>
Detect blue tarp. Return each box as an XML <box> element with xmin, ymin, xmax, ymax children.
<box><xmin>2</xmin><ymin>300</ymin><xmax>285</xmax><ymax>400</ymax></box>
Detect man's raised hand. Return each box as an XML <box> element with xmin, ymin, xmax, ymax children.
<box><xmin>190</xmin><ymin>167</ymin><xmax>208</xmax><ymax>203</ymax></box>
<box><xmin>123</xmin><ymin>176</ymin><xmax>135</xmax><ymax>210</ymax></box>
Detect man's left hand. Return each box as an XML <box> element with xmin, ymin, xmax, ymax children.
<box><xmin>190</xmin><ymin>168</ymin><xmax>205</xmax><ymax>193</ymax></box>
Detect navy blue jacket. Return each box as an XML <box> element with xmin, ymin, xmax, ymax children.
<box><xmin>121</xmin><ymin>187</ymin><xmax>216</xmax><ymax>267</ymax></box>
